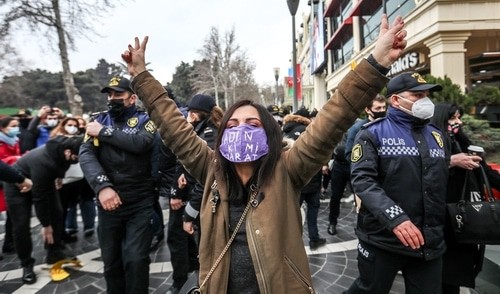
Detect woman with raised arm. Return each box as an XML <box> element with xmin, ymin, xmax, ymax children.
<box><xmin>122</xmin><ymin>15</ymin><xmax>406</xmax><ymax>294</ymax></box>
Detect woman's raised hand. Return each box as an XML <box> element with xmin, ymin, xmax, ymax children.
<box><xmin>372</xmin><ymin>14</ymin><xmax>407</xmax><ymax>68</ymax></box>
<box><xmin>121</xmin><ymin>36</ymin><xmax>149</xmax><ymax>77</ymax></box>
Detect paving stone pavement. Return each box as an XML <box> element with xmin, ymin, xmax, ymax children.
<box><xmin>1</xmin><ymin>197</ymin><xmax>498</xmax><ymax>293</ymax></box>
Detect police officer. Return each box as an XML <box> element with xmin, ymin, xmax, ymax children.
<box><xmin>79</xmin><ymin>76</ymin><xmax>157</xmax><ymax>293</ymax></box>
<box><xmin>346</xmin><ymin>72</ymin><xmax>447</xmax><ymax>293</ymax></box>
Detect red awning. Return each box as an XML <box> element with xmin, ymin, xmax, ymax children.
<box><xmin>324</xmin><ymin>0</ymin><xmax>341</xmax><ymax>17</ymax></box>
<box><xmin>350</xmin><ymin>0</ymin><xmax>382</xmax><ymax>16</ymax></box>
<box><xmin>325</xmin><ymin>16</ymin><xmax>353</xmax><ymax>50</ymax></box>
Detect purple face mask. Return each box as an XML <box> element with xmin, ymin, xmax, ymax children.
<box><xmin>219</xmin><ymin>124</ymin><xmax>269</xmax><ymax>163</ymax></box>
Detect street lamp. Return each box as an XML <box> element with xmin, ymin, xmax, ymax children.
<box><xmin>273</xmin><ymin>67</ymin><xmax>280</xmax><ymax>105</ymax></box>
<box><xmin>286</xmin><ymin>0</ymin><xmax>300</xmax><ymax>112</ymax></box>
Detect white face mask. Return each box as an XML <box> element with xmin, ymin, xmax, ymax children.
<box><xmin>64</xmin><ymin>125</ymin><xmax>78</xmax><ymax>135</ymax></box>
<box><xmin>46</xmin><ymin>119</ymin><xmax>58</xmax><ymax>127</ymax></box>
<box><xmin>398</xmin><ymin>96</ymin><xmax>435</xmax><ymax>120</ymax></box>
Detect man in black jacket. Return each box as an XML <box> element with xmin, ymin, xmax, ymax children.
<box><xmin>79</xmin><ymin>76</ymin><xmax>157</xmax><ymax>294</ymax></box>
<box><xmin>4</xmin><ymin>135</ymin><xmax>82</xmax><ymax>284</ymax></box>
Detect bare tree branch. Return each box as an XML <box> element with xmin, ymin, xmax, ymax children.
<box><xmin>0</xmin><ymin>0</ymin><xmax>127</xmax><ymax>115</ymax></box>
<box><xmin>192</xmin><ymin>26</ymin><xmax>258</xmax><ymax>109</ymax></box>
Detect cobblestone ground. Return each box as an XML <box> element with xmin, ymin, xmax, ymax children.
<box><xmin>0</xmin><ymin>197</ymin><xmax>498</xmax><ymax>294</ymax></box>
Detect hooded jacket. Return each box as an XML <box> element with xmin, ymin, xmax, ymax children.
<box><xmin>132</xmin><ymin>59</ymin><xmax>388</xmax><ymax>293</ymax></box>
<box><xmin>10</xmin><ymin>136</ymin><xmax>78</xmax><ymax>226</ymax></box>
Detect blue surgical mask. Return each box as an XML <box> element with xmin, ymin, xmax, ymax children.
<box><xmin>7</xmin><ymin>127</ymin><xmax>20</xmax><ymax>138</ymax></box>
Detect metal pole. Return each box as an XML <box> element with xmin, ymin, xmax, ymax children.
<box><xmin>275</xmin><ymin>81</ymin><xmax>279</xmax><ymax>105</ymax></box>
<box><xmin>286</xmin><ymin>0</ymin><xmax>300</xmax><ymax>111</ymax></box>
<box><xmin>292</xmin><ymin>14</ymin><xmax>298</xmax><ymax>111</ymax></box>
<box><xmin>274</xmin><ymin>67</ymin><xmax>280</xmax><ymax>106</ymax></box>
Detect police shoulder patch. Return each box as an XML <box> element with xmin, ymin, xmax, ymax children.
<box><xmin>127</xmin><ymin>117</ymin><xmax>138</xmax><ymax>128</ymax></box>
<box><xmin>351</xmin><ymin>143</ymin><xmax>363</xmax><ymax>163</ymax></box>
<box><xmin>145</xmin><ymin>120</ymin><xmax>156</xmax><ymax>134</ymax></box>
<box><xmin>431</xmin><ymin>131</ymin><xmax>444</xmax><ymax>148</ymax></box>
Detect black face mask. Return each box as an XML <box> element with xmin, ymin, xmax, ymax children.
<box><xmin>371</xmin><ymin>110</ymin><xmax>386</xmax><ymax>119</ymax></box>
<box><xmin>78</xmin><ymin>127</ymin><xmax>86</xmax><ymax>134</ymax></box>
<box><xmin>107</xmin><ymin>99</ymin><xmax>126</xmax><ymax>118</ymax></box>
<box><xmin>19</xmin><ymin>118</ymin><xmax>31</xmax><ymax>129</ymax></box>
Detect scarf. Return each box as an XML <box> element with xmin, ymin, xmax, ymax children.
<box><xmin>0</xmin><ymin>132</ymin><xmax>18</xmax><ymax>147</ymax></box>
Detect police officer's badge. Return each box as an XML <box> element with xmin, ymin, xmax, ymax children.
<box><xmin>145</xmin><ymin>120</ymin><xmax>156</xmax><ymax>134</ymax></box>
<box><xmin>108</xmin><ymin>77</ymin><xmax>121</xmax><ymax>87</ymax></box>
<box><xmin>83</xmin><ymin>132</ymin><xmax>91</xmax><ymax>143</ymax></box>
<box><xmin>351</xmin><ymin>144</ymin><xmax>363</xmax><ymax>163</ymax></box>
<box><xmin>127</xmin><ymin>117</ymin><xmax>138</xmax><ymax>128</ymax></box>
<box><xmin>412</xmin><ymin>72</ymin><xmax>427</xmax><ymax>83</ymax></box>
<box><xmin>431</xmin><ymin>131</ymin><xmax>444</xmax><ymax>148</ymax></box>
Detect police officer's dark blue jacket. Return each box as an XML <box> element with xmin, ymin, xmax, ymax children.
<box><xmin>79</xmin><ymin>105</ymin><xmax>157</xmax><ymax>205</ymax></box>
<box><xmin>350</xmin><ymin>106</ymin><xmax>449</xmax><ymax>260</ymax></box>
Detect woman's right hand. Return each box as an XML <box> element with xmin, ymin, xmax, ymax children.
<box><xmin>450</xmin><ymin>152</ymin><xmax>482</xmax><ymax>170</ymax></box>
<box><xmin>121</xmin><ymin>36</ymin><xmax>148</xmax><ymax>77</ymax></box>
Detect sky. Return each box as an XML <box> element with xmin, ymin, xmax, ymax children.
<box><xmin>12</xmin><ymin>0</ymin><xmax>311</xmax><ymax>86</ymax></box>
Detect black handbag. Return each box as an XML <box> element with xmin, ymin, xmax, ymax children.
<box><xmin>179</xmin><ymin>271</ymin><xmax>200</xmax><ymax>294</ymax></box>
<box><xmin>447</xmin><ymin>165</ymin><xmax>500</xmax><ymax>244</ymax></box>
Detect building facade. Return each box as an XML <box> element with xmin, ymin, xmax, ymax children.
<box><xmin>297</xmin><ymin>0</ymin><xmax>500</xmax><ymax>109</ymax></box>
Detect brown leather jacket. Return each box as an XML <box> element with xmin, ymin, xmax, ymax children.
<box><xmin>132</xmin><ymin>59</ymin><xmax>388</xmax><ymax>293</ymax></box>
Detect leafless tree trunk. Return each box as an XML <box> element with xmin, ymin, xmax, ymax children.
<box><xmin>52</xmin><ymin>0</ymin><xmax>82</xmax><ymax>115</ymax></box>
<box><xmin>0</xmin><ymin>0</ymin><xmax>119</xmax><ymax>115</ymax></box>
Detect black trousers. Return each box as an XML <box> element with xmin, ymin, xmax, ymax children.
<box><xmin>4</xmin><ymin>182</ymin><xmax>64</xmax><ymax>267</ymax></box>
<box><xmin>167</xmin><ymin>206</ymin><xmax>199</xmax><ymax>289</ymax></box>
<box><xmin>329</xmin><ymin>161</ymin><xmax>351</xmax><ymax>225</ymax></box>
<box><xmin>97</xmin><ymin>198</ymin><xmax>153</xmax><ymax>294</ymax></box>
<box><xmin>346</xmin><ymin>240</ymin><xmax>442</xmax><ymax>294</ymax></box>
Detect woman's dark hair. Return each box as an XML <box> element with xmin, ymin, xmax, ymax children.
<box><xmin>431</xmin><ymin>103</ymin><xmax>462</xmax><ymax>132</ymax></box>
<box><xmin>0</xmin><ymin>116</ymin><xmax>16</xmax><ymax>129</ymax></box>
<box><xmin>431</xmin><ymin>102</ymin><xmax>470</xmax><ymax>152</ymax></box>
<box><xmin>215</xmin><ymin>99</ymin><xmax>282</xmax><ymax>203</ymax></box>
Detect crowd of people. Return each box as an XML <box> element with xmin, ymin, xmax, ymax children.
<box><xmin>0</xmin><ymin>14</ymin><xmax>496</xmax><ymax>294</ymax></box>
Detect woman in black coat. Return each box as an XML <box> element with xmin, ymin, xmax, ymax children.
<box><xmin>431</xmin><ymin>102</ymin><xmax>500</xmax><ymax>293</ymax></box>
